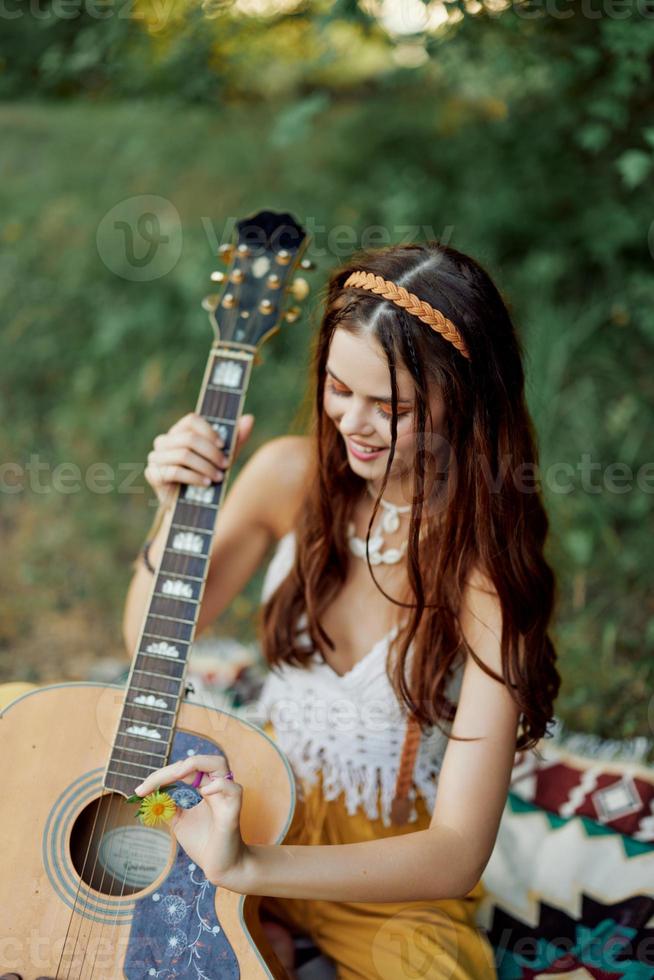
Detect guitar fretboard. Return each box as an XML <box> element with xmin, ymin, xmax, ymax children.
<box><xmin>105</xmin><ymin>346</ymin><xmax>254</xmax><ymax>797</ymax></box>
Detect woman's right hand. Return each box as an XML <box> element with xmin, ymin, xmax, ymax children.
<box><xmin>144</xmin><ymin>411</ymin><xmax>255</xmax><ymax>510</ymax></box>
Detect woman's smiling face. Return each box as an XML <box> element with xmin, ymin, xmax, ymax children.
<box><xmin>323</xmin><ymin>326</ymin><xmax>445</xmax><ymax>497</ymax></box>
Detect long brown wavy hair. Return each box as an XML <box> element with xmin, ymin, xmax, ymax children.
<box><xmin>260</xmin><ymin>240</ymin><xmax>561</xmax><ymax>752</ymax></box>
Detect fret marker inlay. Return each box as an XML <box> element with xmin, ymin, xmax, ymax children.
<box><xmin>162</xmin><ymin>578</ymin><xmax>193</xmax><ymax>599</ymax></box>
<box><xmin>212</xmin><ymin>361</ymin><xmax>243</xmax><ymax>388</ymax></box>
<box><xmin>146</xmin><ymin>640</ymin><xmax>180</xmax><ymax>659</ymax></box>
<box><xmin>134</xmin><ymin>694</ymin><xmax>169</xmax><ymax>709</ymax></box>
<box><xmin>172</xmin><ymin>531</ymin><xmax>203</xmax><ymax>554</ymax></box>
<box><xmin>186</xmin><ymin>485</ymin><xmax>214</xmax><ymax>504</ymax></box>
<box><xmin>211</xmin><ymin>422</ymin><xmax>230</xmax><ymax>443</ymax></box>
<box><xmin>126</xmin><ymin>724</ymin><xmax>162</xmax><ymax>740</ymax></box>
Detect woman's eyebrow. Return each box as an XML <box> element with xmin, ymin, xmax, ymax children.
<box><xmin>325</xmin><ymin>365</ymin><xmax>413</xmax><ymax>404</ymax></box>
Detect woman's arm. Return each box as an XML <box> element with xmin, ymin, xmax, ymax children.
<box><xmin>122</xmin><ymin>425</ymin><xmax>312</xmax><ymax>655</ymax></box>
<box><xmin>134</xmin><ymin>567</ymin><xmax>522</xmax><ymax>903</ymax></box>
<box><xmin>236</xmin><ymin>567</ymin><xmax>520</xmax><ymax>902</ymax></box>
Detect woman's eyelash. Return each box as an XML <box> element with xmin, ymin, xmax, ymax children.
<box><xmin>327</xmin><ymin>380</ymin><xmax>349</xmax><ymax>397</ymax></box>
<box><xmin>326</xmin><ymin>381</ymin><xmax>410</xmax><ymax>418</ymax></box>
<box><xmin>374</xmin><ymin>404</ymin><xmax>412</xmax><ymax>419</ymax></box>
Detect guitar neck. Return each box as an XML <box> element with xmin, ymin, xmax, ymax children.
<box><xmin>104</xmin><ymin>344</ymin><xmax>254</xmax><ymax>796</ymax></box>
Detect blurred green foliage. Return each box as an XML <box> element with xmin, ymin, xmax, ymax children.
<box><xmin>0</xmin><ymin>1</ymin><xmax>653</xmax><ymax>747</ymax></box>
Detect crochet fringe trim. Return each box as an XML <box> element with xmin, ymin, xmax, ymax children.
<box><xmin>291</xmin><ymin>736</ymin><xmax>439</xmax><ymax>829</ymax></box>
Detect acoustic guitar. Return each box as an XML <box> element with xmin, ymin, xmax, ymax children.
<box><xmin>0</xmin><ymin>209</ymin><xmax>312</xmax><ymax>979</ymax></box>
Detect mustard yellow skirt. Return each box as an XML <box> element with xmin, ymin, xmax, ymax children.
<box><xmin>260</xmin><ymin>720</ymin><xmax>497</xmax><ymax>980</ymax></box>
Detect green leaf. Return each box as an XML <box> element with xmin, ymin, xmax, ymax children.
<box><xmin>577</xmin><ymin>123</ymin><xmax>611</xmax><ymax>154</ymax></box>
<box><xmin>616</xmin><ymin>150</ymin><xmax>652</xmax><ymax>189</ymax></box>
<box><xmin>564</xmin><ymin>529</ymin><xmax>594</xmax><ymax>566</ymax></box>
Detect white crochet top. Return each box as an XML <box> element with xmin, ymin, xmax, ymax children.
<box><xmin>251</xmin><ymin>531</ymin><xmax>464</xmax><ymax>827</ymax></box>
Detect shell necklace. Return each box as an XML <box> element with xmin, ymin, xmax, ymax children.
<box><xmin>346</xmin><ymin>483</ymin><xmax>411</xmax><ymax>565</ymax></box>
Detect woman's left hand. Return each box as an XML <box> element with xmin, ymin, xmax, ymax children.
<box><xmin>133</xmin><ymin>753</ymin><xmax>252</xmax><ymax>892</ymax></box>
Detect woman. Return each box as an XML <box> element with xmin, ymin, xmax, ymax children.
<box><xmin>124</xmin><ymin>240</ymin><xmax>561</xmax><ymax>979</ymax></box>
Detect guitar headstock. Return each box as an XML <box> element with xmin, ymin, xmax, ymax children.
<box><xmin>202</xmin><ymin>209</ymin><xmax>313</xmax><ymax>349</ymax></box>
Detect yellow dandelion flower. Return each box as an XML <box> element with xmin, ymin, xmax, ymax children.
<box><xmin>138</xmin><ymin>790</ymin><xmax>177</xmax><ymax>827</ymax></box>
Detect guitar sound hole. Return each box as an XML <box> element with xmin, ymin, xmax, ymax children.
<box><xmin>69</xmin><ymin>792</ymin><xmax>175</xmax><ymax>896</ymax></box>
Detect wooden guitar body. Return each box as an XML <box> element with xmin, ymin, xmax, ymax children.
<box><xmin>0</xmin><ymin>683</ymin><xmax>295</xmax><ymax>979</ymax></box>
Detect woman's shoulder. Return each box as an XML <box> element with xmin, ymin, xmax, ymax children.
<box><xmin>244</xmin><ymin>434</ymin><xmax>314</xmax><ymax>539</ymax></box>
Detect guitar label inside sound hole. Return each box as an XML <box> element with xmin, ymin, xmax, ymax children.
<box><xmin>69</xmin><ymin>792</ymin><xmax>174</xmax><ymax>896</ymax></box>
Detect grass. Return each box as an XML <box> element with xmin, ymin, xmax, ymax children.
<box><xmin>1</xmin><ymin>96</ymin><xmax>652</xmax><ymax>753</ymax></box>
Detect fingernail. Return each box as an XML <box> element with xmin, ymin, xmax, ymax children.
<box><xmin>203</xmin><ymin>477</ymin><xmax>211</xmax><ymax>485</ymax></box>
<box><xmin>135</xmin><ymin>782</ymin><xmax>145</xmax><ymax>793</ymax></box>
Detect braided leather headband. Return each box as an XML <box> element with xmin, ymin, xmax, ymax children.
<box><xmin>343</xmin><ymin>270</ymin><xmax>471</xmax><ymax>361</ymax></box>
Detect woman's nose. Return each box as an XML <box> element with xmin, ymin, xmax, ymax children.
<box><xmin>338</xmin><ymin>399</ymin><xmax>375</xmax><ymax>435</ymax></box>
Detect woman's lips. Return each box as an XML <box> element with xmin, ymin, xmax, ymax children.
<box><xmin>346</xmin><ymin>438</ymin><xmax>387</xmax><ymax>461</ymax></box>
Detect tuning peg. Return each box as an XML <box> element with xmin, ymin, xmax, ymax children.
<box><xmin>300</xmin><ymin>258</ymin><xmax>315</xmax><ymax>270</ymax></box>
<box><xmin>284</xmin><ymin>306</ymin><xmax>302</xmax><ymax>323</ymax></box>
<box><xmin>218</xmin><ymin>243</ymin><xmax>234</xmax><ymax>263</ymax></box>
<box><xmin>201</xmin><ymin>294</ymin><xmax>220</xmax><ymax>312</ymax></box>
<box><xmin>210</xmin><ymin>270</ymin><xmax>226</xmax><ymax>283</ymax></box>
<box><xmin>290</xmin><ymin>277</ymin><xmax>310</xmax><ymax>301</ymax></box>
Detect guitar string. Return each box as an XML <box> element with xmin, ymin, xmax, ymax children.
<box><xmin>89</xmin><ymin>293</ymin><xmax>255</xmax><ymax>970</ymax></box>
<box><xmin>65</xmin><ymin>256</ymin><xmax>267</xmax><ymax>973</ymax></box>
<box><xmin>61</xmin><ymin>475</ymin><xmax>197</xmax><ymax>975</ymax></box>
<box><xmin>72</xmin><ymin>352</ymin><xmax>241</xmax><ymax>974</ymax></box>
<box><xmin>71</xmin><ymin>790</ymin><xmax>127</xmax><ymax>978</ymax></box>
<box><xmin>83</xmin><ymin>370</ymin><xmax>234</xmax><ymax>975</ymax></box>
<box><xmin>57</xmin><ymin>457</ymin><xmax>198</xmax><ymax>975</ymax></box>
<box><xmin>54</xmin><ymin>787</ymin><xmax>111</xmax><ymax>978</ymax></box>
<box><xmin>59</xmin><ymin>469</ymin><xmax>190</xmax><ymax>976</ymax></box>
